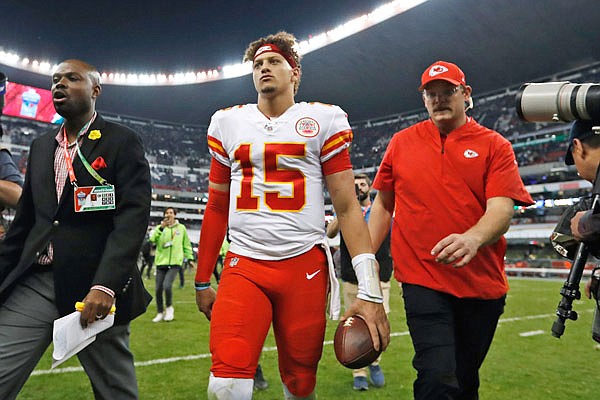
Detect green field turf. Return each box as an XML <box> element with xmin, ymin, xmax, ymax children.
<box><xmin>17</xmin><ymin>274</ymin><xmax>599</xmax><ymax>399</ymax></box>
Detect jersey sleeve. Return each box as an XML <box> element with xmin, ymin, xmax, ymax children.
<box><xmin>485</xmin><ymin>137</ymin><xmax>534</xmax><ymax>206</ymax></box>
<box><xmin>207</xmin><ymin>112</ymin><xmax>231</xmax><ymax>168</ymax></box>
<box><xmin>320</xmin><ymin>105</ymin><xmax>353</xmax><ymax>163</ymax></box>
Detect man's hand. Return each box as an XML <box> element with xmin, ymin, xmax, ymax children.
<box><xmin>79</xmin><ymin>289</ymin><xmax>114</xmax><ymax>328</ymax></box>
<box><xmin>343</xmin><ymin>298</ymin><xmax>390</xmax><ymax>352</ymax></box>
<box><xmin>196</xmin><ymin>287</ymin><xmax>217</xmax><ymax>321</ymax></box>
<box><xmin>431</xmin><ymin>232</ymin><xmax>481</xmax><ymax>268</ymax></box>
<box><xmin>570</xmin><ymin>211</ymin><xmax>586</xmax><ymax>241</ymax></box>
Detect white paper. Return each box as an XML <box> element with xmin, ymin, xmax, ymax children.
<box><xmin>52</xmin><ymin>311</ymin><xmax>115</xmax><ymax>368</ymax></box>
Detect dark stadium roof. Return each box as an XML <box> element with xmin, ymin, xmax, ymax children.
<box><xmin>2</xmin><ymin>0</ymin><xmax>600</xmax><ymax>126</ymax></box>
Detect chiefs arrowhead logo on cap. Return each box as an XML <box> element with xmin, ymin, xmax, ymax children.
<box><xmin>419</xmin><ymin>60</ymin><xmax>466</xmax><ymax>90</ymax></box>
<box><xmin>429</xmin><ymin>65</ymin><xmax>449</xmax><ymax>77</ymax></box>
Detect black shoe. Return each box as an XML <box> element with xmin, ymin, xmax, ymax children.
<box><xmin>254</xmin><ymin>364</ymin><xmax>269</xmax><ymax>390</ymax></box>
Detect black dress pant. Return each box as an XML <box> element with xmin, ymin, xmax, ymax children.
<box><xmin>402</xmin><ymin>283</ymin><xmax>505</xmax><ymax>400</ymax></box>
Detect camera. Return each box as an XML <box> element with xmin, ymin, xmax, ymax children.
<box><xmin>515</xmin><ymin>81</ymin><xmax>600</xmax><ymax>123</ymax></box>
<box><xmin>521</xmin><ymin>82</ymin><xmax>600</xmax><ymax>340</ymax></box>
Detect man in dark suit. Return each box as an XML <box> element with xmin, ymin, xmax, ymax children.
<box><xmin>0</xmin><ymin>59</ymin><xmax>152</xmax><ymax>399</ymax></box>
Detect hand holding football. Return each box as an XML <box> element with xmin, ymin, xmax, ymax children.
<box><xmin>334</xmin><ymin>314</ymin><xmax>381</xmax><ymax>369</ymax></box>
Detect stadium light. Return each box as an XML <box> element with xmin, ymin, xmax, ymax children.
<box><xmin>222</xmin><ymin>62</ymin><xmax>252</xmax><ymax>79</ymax></box>
<box><xmin>0</xmin><ymin>0</ymin><xmax>429</xmax><ymax>86</ymax></box>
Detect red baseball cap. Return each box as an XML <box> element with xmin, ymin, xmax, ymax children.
<box><xmin>419</xmin><ymin>61</ymin><xmax>466</xmax><ymax>90</ymax></box>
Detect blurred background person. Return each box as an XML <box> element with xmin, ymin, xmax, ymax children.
<box><xmin>139</xmin><ymin>227</ymin><xmax>156</xmax><ymax>279</ymax></box>
<box><xmin>327</xmin><ymin>173</ymin><xmax>393</xmax><ymax>391</ymax></box>
<box><xmin>150</xmin><ymin>207</ymin><xmax>193</xmax><ymax>322</ymax></box>
<box><xmin>0</xmin><ymin>72</ymin><xmax>24</xmax><ymax>235</ymax></box>
<box><xmin>212</xmin><ymin>236</ymin><xmax>230</xmax><ymax>284</ymax></box>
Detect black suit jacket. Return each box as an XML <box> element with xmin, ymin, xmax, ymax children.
<box><xmin>0</xmin><ymin>114</ymin><xmax>152</xmax><ymax>325</ymax></box>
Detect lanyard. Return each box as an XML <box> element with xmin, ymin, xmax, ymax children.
<box><xmin>62</xmin><ymin>112</ymin><xmax>108</xmax><ymax>186</ymax></box>
<box><xmin>361</xmin><ymin>204</ymin><xmax>371</xmax><ymax>218</ymax></box>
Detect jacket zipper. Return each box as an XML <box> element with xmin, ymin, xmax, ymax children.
<box><xmin>440</xmin><ymin>133</ymin><xmax>447</xmax><ymax>154</ymax></box>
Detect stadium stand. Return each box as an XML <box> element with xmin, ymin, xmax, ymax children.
<box><xmin>1</xmin><ymin>61</ymin><xmax>599</xmax><ymax>269</ymax></box>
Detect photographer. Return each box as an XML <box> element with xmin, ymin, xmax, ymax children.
<box><xmin>149</xmin><ymin>207</ymin><xmax>193</xmax><ymax>322</ymax></box>
<box><xmin>0</xmin><ymin>72</ymin><xmax>23</xmax><ymax>214</ymax></box>
<box><xmin>326</xmin><ymin>173</ymin><xmax>393</xmax><ymax>391</ymax></box>
<box><xmin>564</xmin><ymin>119</ymin><xmax>600</xmax><ymax>342</ymax></box>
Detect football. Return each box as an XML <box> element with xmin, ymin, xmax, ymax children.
<box><xmin>334</xmin><ymin>314</ymin><xmax>381</xmax><ymax>369</ymax></box>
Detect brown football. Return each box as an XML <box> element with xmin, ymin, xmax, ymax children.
<box><xmin>334</xmin><ymin>314</ymin><xmax>381</xmax><ymax>369</ymax></box>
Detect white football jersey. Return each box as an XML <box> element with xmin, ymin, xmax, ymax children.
<box><xmin>207</xmin><ymin>102</ymin><xmax>352</xmax><ymax>260</ymax></box>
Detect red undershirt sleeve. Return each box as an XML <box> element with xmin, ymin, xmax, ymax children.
<box><xmin>195</xmin><ymin>158</ymin><xmax>231</xmax><ymax>283</ymax></box>
<box><xmin>322</xmin><ymin>148</ymin><xmax>352</xmax><ymax>176</ymax></box>
<box><xmin>208</xmin><ymin>157</ymin><xmax>231</xmax><ymax>184</ymax></box>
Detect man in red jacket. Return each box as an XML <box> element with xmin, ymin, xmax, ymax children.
<box><xmin>368</xmin><ymin>60</ymin><xmax>533</xmax><ymax>400</ymax></box>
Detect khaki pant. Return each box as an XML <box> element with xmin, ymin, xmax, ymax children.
<box><xmin>342</xmin><ymin>280</ymin><xmax>391</xmax><ymax>378</ymax></box>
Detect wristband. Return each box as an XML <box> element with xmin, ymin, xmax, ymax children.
<box><xmin>90</xmin><ymin>285</ymin><xmax>115</xmax><ymax>298</ymax></box>
<box><xmin>195</xmin><ymin>282</ymin><xmax>211</xmax><ymax>291</ymax></box>
<box><xmin>352</xmin><ymin>253</ymin><xmax>384</xmax><ymax>303</ymax></box>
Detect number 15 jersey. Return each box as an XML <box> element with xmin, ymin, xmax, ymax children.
<box><xmin>207</xmin><ymin>102</ymin><xmax>352</xmax><ymax>260</ymax></box>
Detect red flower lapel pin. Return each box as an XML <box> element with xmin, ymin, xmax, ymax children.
<box><xmin>91</xmin><ymin>156</ymin><xmax>107</xmax><ymax>170</ymax></box>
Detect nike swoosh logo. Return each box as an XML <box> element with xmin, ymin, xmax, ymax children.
<box><xmin>306</xmin><ymin>270</ymin><xmax>321</xmax><ymax>280</ymax></box>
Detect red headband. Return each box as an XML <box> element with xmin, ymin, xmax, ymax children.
<box><xmin>253</xmin><ymin>43</ymin><xmax>297</xmax><ymax>69</ymax></box>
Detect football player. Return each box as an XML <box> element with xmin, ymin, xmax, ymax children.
<box><xmin>195</xmin><ymin>31</ymin><xmax>390</xmax><ymax>400</ymax></box>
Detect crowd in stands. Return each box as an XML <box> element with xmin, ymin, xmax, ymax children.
<box><xmin>2</xmin><ymin>62</ymin><xmax>599</xmax><ymax>195</ymax></box>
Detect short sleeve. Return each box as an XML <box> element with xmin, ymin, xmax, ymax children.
<box><xmin>207</xmin><ymin>112</ymin><xmax>231</xmax><ymax>168</ymax></box>
<box><xmin>372</xmin><ymin>135</ymin><xmax>396</xmax><ymax>192</ymax></box>
<box><xmin>320</xmin><ymin>106</ymin><xmax>353</xmax><ymax>163</ymax></box>
<box><xmin>485</xmin><ymin>138</ymin><xmax>533</xmax><ymax>206</ymax></box>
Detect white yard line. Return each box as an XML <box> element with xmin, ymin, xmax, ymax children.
<box><xmin>30</xmin><ymin>310</ymin><xmax>593</xmax><ymax>376</ymax></box>
<box><xmin>519</xmin><ymin>330</ymin><xmax>545</xmax><ymax>337</ymax></box>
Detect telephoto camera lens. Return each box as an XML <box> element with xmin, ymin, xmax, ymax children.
<box><xmin>516</xmin><ymin>81</ymin><xmax>600</xmax><ymax>123</ymax></box>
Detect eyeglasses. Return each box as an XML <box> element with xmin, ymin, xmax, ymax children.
<box><xmin>422</xmin><ymin>85</ymin><xmax>462</xmax><ymax>101</ymax></box>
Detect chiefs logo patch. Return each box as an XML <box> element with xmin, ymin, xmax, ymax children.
<box><xmin>429</xmin><ymin>65</ymin><xmax>449</xmax><ymax>77</ymax></box>
<box><xmin>463</xmin><ymin>149</ymin><xmax>479</xmax><ymax>159</ymax></box>
<box><xmin>295</xmin><ymin>117</ymin><xmax>320</xmax><ymax>137</ymax></box>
